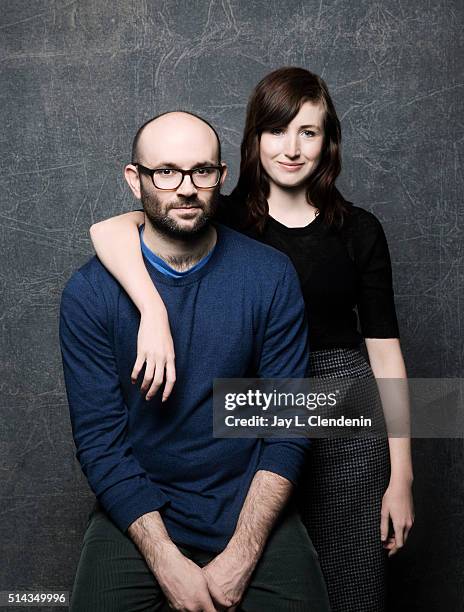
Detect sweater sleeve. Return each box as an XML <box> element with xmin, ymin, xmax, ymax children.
<box><xmin>255</xmin><ymin>260</ymin><xmax>311</xmax><ymax>485</ymax></box>
<box><xmin>59</xmin><ymin>270</ymin><xmax>170</xmax><ymax>532</ymax></box>
<box><xmin>354</xmin><ymin>212</ymin><xmax>400</xmax><ymax>338</ymax></box>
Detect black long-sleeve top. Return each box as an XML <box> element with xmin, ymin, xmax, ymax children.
<box><xmin>218</xmin><ymin>195</ymin><xmax>400</xmax><ymax>350</ymax></box>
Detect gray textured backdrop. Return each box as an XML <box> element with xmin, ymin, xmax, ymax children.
<box><xmin>1</xmin><ymin>1</ymin><xmax>463</xmax><ymax>611</ymax></box>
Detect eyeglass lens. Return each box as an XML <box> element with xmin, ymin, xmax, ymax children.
<box><xmin>153</xmin><ymin>168</ymin><xmax>220</xmax><ymax>189</ymax></box>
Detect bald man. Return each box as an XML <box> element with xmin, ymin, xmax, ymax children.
<box><xmin>60</xmin><ymin>112</ymin><xmax>330</xmax><ymax>611</ymax></box>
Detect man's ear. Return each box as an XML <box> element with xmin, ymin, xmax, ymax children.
<box><xmin>219</xmin><ymin>162</ymin><xmax>228</xmax><ymax>186</ymax></box>
<box><xmin>124</xmin><ymin>164</ymin><xmax>142</xmax><ymax>199</ymax></box>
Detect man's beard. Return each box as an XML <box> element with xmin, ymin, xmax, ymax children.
<box><xmin>141</xmin><ymin>186</ymin><xmax>220</xmax><ymax>239</ymax></box>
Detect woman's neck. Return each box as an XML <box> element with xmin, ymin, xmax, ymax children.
<box><xmin>267</xmin><ymin>182</ymin><xmax>318</xmax><ymax>227</ymax></box>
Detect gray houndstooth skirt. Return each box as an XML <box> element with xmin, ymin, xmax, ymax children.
<box><xmin>296</xmin><ymin>348</ymin><xmax>390</xmax><ymax>612</ymax></box>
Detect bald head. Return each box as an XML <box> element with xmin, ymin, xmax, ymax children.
<box><xmin>131</xmin><ymin>111</ymin><xmax>221</xmax><ymax>166</ymax></box>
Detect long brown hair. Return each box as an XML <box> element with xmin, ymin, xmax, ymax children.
<box><xmin>230</xmin><ymin>67</ymin><xmax>349</xmax><ymax>232</ymax></box>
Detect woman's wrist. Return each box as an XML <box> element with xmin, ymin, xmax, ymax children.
<box><xmin>137</xmin><ymin>293</ymin><xmax>168</xmax><ymax>316</ymax></box>
<box><xmin>388</xmin><ymin>471</ymin><xmax>413</xmax><ymax>487</ymax></box>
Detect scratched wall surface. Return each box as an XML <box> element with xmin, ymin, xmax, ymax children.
<box><xmin>0</xmin><ymin>1</ymin><xmax>462</xmax><ymax>610</ymax></box>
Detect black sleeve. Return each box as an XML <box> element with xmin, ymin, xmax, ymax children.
<box><xmin>215</xmin><ymin>193</ymin><xmax>238</xmax><ymax>227</ymax></box>
<box><xmin>353</xmin><ymin>211</ymin><xmax>400</xmax><ymax>338</ymax></box>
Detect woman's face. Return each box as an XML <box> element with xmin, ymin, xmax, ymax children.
<box><xmin>259</xmin><ymin>100</ymin><xmax>325</xmax><ymax>190</ymax></box>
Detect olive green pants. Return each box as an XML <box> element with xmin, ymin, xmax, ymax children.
<box><xmin>70</xmin><ymin>503</ymin><xmax>330</xmax><ymax>612</ymax></box>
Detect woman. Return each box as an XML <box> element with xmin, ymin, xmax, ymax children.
<box><xmin>90</xmin><ymin>67</ymin><xmax>414</xmax><ymax>611</ymax></box>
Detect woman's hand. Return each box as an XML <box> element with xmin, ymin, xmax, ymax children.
<box><xmin>131</xmin><ymin>308</ymin><xmax>176</xmax><ymax>402</ymax></box>
<box><xmin>380</xmin><ymin>477</ymin><xmax>414</xmax><ymax>557</ymax></box>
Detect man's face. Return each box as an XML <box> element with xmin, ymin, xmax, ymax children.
<box><xmin>134</xmin><ymin>114</ymin><xmax>224</xmax><ymax>239</ymax></box>
<box><xmin>140</xmin><ymin>176</ymin><xmax>220</xmax><ymax>239</ymax></box>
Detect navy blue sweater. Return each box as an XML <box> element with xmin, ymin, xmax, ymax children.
<box><xmin>59</xmin><ymin>223</ymin><xmax>310</xmax><ymax>552</ymax></box>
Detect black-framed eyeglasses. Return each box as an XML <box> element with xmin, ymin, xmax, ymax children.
<box><xmin>134</xmin><ymin>163</ymin><xmax>223</xmax><ymax>190</ymax></box>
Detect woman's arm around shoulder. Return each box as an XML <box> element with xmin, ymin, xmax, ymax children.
<box><xmin>90</xmin><ymin>211</ymin><xmax>176</xmax><ymax>401</ymax></box>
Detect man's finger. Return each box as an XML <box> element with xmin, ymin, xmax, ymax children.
<box><xmin>203</xmin><ymin>570</ymin><xmax>233</xmax><ymax>609</ymax></box>
<box><xmin>200</xmin><ymin>593</ymin><xmax>217</xmax><ymax>612</ymax></box>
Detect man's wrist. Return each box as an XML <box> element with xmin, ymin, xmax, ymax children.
<box><xmin>127</xmin><ymin>510</ymin><xmax>176</xmax><ymax>572</ymax></box>
<box><xmin>150</xmin><ymin>540</ymin><xmax>181</xmax><ymax>575</ymax></box>
<box><xmin>224</xmin><ymin>535</ymin><xmax>262</xmax><ymax>572</ymax></box>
